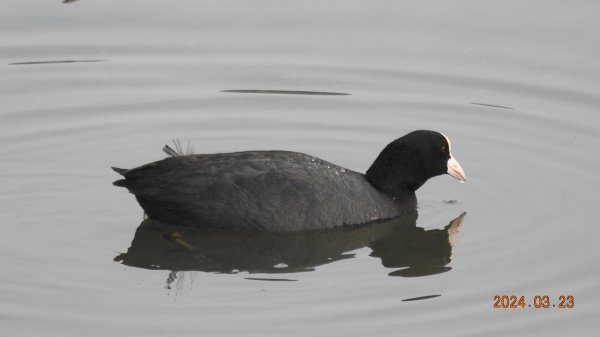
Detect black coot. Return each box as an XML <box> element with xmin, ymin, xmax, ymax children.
<box><xmin>113</xmin><ymin>130</ymin><xmax>466</xmax><ymax>231</ymax></box>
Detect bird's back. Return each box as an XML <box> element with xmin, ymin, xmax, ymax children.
<box><xmin>114</xmin><ymin>151</ymin><xmax>414</xmax><ymax>231</ymax></box>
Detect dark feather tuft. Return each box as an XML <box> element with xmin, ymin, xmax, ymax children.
<box><xmin>163</xmin><ymin>139</ymin><xmax>195</xmax><ymax>157</ymax></box>
<box><xmin>162</xmin><ymin>145</ymin><xmax>179</xmax><ymax>157</ymax></box>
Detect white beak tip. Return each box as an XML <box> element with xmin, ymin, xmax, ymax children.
<box><xmin>447</xmin><ymin>156</ymin><xmax>466</xmax><ymax>182</ymax></box>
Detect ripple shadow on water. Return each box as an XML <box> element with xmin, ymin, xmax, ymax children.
<box><xmin>7</xmin><ymin>60</ymin><xmax>105</xmax><ymax>66</ymax></box>
<box><xmin>221</xmin><ymin>89</ymin><xmax>350</xmax><ymax>96</ymax></box>
<box><xmin>115</xmin><ymin>212</ymin><xmax>466</xmax><ymax>284</ymax></box>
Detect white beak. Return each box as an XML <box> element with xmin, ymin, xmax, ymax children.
<box><xmin>447</xmin><ymin>156</ymin><xmax>466</xmax><ymax>182</ymax></box>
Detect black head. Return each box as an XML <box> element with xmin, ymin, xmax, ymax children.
<box><xmin>366</xmin><ymin>130</ymin><xmax>466</xmax><ymax>195</ymax></box>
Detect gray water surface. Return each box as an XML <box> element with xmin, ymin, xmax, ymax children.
<box><xmin>1</xmin><ymin>1</ymin><xmax>599</xmax><ymax>336</ymax></box>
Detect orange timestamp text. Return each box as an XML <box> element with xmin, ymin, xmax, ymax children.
<box><xmin>493</xmin><ymin>295</ymin><xmax>574</xmax><ymax>309</ymax></box>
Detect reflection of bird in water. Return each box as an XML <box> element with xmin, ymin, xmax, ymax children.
<box><xmin>115</xmin><ymin>212</ymin><xmax>466</xmax><ymax>286</ymax></box>
<box><xmin>371</xmin><ymin>212</ymin><xmax>465</xmax><ymax>277</ymax></box>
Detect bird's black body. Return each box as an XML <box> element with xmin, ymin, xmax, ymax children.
<box><xmin>113</xmin><ymin>130</ymin><xmax>464</xmax><ymax>231</ymax></box>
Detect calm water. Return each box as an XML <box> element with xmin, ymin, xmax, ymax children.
<box><xmin>2</xmin><ymin>1</ymin><xmax>599</xmax><ymax>336</ymax></box>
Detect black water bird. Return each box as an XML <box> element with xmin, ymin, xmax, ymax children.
<box><xmin>113</xmin><ymin>130</ymin><xmax>466</xmax><ymax>231</ymax></box>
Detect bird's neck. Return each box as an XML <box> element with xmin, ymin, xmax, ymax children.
<box><xmin>365</xmin><ymin>144</ymin><xmax>426</xmax><ymax>196</ymax></box>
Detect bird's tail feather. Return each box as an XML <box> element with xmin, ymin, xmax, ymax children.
<box><xmin>112</xmin><ymin>167</ymin><xmax>128</xmax><ymax>175</ymax></box>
